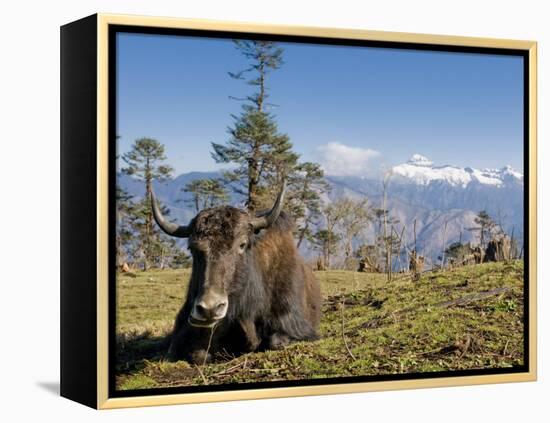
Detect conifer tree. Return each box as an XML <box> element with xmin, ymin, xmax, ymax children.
<box><xmin>287</xmin><ymin>162</ymin><xmax>330</xmax><ymax>248</ymax></box>
<box><xmin>468</xmin><ymin>210</ymin><xmax>498</xmax><ymax>249</ymax></box>
<box><xmin>121</xmin><ymin>137</ymin><xmax>173</xmax><ymax>270</ymax></box>
<box><xmin>312</xmin><ymin>229</ymin><xmax>341</xmax><ymax>270</ymax></box>
<box><xmin>115</xmin><ymin>186</ymin><xmax>137</xmax><ymax>269</ymax></box>
<box><xmin>183</xmin><ymin>178</ymin><xmax>229</xmax><ymax>213</ymax></box>
<box><xmin>211</xmin><ymin>40</ymin><xmax>297</xmax><ymax>212</ymax></box>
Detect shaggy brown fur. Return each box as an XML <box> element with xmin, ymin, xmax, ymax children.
<box><xmin>167</xmin><ymin>208</ymin><xmax>322</xmax><ymax>364</ymax></box>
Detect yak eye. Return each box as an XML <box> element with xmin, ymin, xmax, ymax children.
<box><xmin>238</xmin><ymin>242</ymin><xmax>247</xmax><ymax>252</ymax></box>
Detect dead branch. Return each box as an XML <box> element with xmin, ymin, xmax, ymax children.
<box><xmin>418</xmin><ymin>335</ymin><xmax>472</xmax><ymax>358</ymax></box>
<box><xmin>341</xmin><ymin>297</ymin><xmax>356</xmax><ymax>360</ymax></box>
<box><xmin>433</xmin><ymin>287</ymin><xmax>509</xmax><ymax>308</ymax></box>
<box><xmin>243</xmin><ymin>368</ymin><xmax>283</xmax><ymax>373</ymax></box>
<box><xmin>361</xmin><ymin>287</ymin><xmax>510</xmax><ymax>330</ymax></box>
<box><xmin>502</xmin><ymin>340</ymin><xmax>510</xmax><ymax>357</ymax></box>
<box><xmin>441</xmin><ymin>219</ymin><xmax>448</xmax><ymax>270</ymax></box>
<box><xmin>194</xmin><ymin>364</ymin><xmax>208</xmax><ymax>385</ymax></box>
<box><xmin>202</xmin><ymin>325</ymin><xmax>217</xmax><ymax>367</ymax></box>
<box><xmin>214</xmin><ymin>357</ymin><xmax>248</xmax><ymax>377</ymax></box>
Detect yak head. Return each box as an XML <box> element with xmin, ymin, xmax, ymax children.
<box><xmin>151</xmin><ymin>182</ymin><xmax>286</xmax><ymax>328</ymax></box>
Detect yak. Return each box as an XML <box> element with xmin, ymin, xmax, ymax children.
<box><xmin>151</xmin><ymin>182</ymin><xmax>322</xmax><ymax>364</ymax></box>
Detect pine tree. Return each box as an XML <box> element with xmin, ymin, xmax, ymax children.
<box><xmin>154</xmin><ymin>234</ymin><xmax>191</xmax><ymax>270</ymax></box>
<box><xmin>333</xmin><ymin>198</ymin><xmax>372</xmax><ymax>264</ymax></box>
<box><xmin>287</xmin><ymin>162</ymin><xmax>330</xmax><ymax>248</ymax></box>
<box><xmin>115</xmin><ymin>186</ymin><xmax>137</xmax><ymax>269</ymax></box>
<box><xmin>121</xmin><ymin>137</ymin><xmax>173</xmax><ymax>270</ymax></box>
<box><xmin>321</xmin><ymin>203</ymin><xmax>350</xmax><ymax>269</ymax></box>
<box><xmin>183</xmin><ymin>178</ymin><xmax>229</xmax><ymax>213</ymax></box>
<box><xmin>445</xmin><ymin>241</ymin><xmax>471</xmax><ymax>265</ymax></box>
<box><xmin>312</xmin><ymin>229</ymin><xmax>341</xmax><ymax>270</ymax></box>
<box><xmin>172</xmin><ymin>248</ymin><xmax>192</xmax><ymax>269</ymax></box>
<box><xmin>129</xmin><ymin>196</ymin><xmax>187</xmax><ymax>270</ymax></box>
<box><xmin>211</xmin><ymin>40</ymin><xmax>297</xmax><ymax>212</ymax></box>
<box><xmin>355</xmin><ymin>244</ymin><xmax>380</xmax><ymax>273</ymax></box>
<box><xmin>468</xmin><ymin>210</ymin><xmax>497</xmax><ymax>249</ymax></box>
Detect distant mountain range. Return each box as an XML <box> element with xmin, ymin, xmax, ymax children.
<box><xmin>118</xmin><ymin>154</ymin><xmax>524</xmax><ymax>265</ymax></box>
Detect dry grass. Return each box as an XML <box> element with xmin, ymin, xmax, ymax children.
<box><xmin>115</xmin><ymin>261</ymin><xmax>525</xmax><ymax>390</ymax></box>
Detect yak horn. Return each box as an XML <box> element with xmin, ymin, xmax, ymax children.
<box><xmin>151</xmin><ymin>189</ymin><xmax>191</xmax><ymax>238</ymax></box>
<box><xmin>251</xmin><ymin>179</ymin><xmax>287</xmax><ymax>231</ymax></box>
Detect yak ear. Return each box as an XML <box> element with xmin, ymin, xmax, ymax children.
<box><xmin>248</xmin><ymin>224</ymin><xmax>260</xmax><ymax>241</ymax></box>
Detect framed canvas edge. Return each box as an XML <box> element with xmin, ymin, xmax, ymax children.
<box><xmin>94</xmin><ymin>13</ymin><xmax>538</xmax><ymax>409</ymax></box>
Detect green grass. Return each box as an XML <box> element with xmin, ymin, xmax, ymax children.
<box><xmin>115</xmin><ymin>260</ymin><xmax>525</xmax><ymax>390</ymax></box>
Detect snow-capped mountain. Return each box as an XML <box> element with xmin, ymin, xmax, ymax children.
<box><xmin>117</xmin><ymin>154</ymin><xmax>524</xmax><ymax>265</ymax></box>
<box><xmin>389</xmin><ymin>155</ymin><xmax>523</xmax><ymax>229</ymax></box>
<box><xmin>323</xmin><ymin>154</ymin><xmax>524</xmax><ymax>263</ymax></box>
<box><xmin>392</xmin><ymin>154</ymin><xmax>523</xmax><ymax>188</ymax></box>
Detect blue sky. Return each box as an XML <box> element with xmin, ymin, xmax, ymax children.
<box><xmin>116</xmin><ymin>32</ymin><xmax>524</xmax><ymax>176</ymax></box>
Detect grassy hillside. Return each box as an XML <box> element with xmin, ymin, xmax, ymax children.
<box><xmin>115</xmin><ymin>261</ymin><xmax>524</xmax><ymax>390</ymax></box>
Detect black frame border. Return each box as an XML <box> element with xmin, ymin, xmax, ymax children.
<box><xmin>60</xmin><ymin>14</ymin><xmax>99</xmax><ymax>409</ymax></box>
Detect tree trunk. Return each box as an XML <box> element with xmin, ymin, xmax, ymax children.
<box><xmin>144</xmin><ymin>176</ymin><xmax>152</xmax><ymax>271</ymax></box>
<box><xmin>382</xmin><ymin>176</ymin><xmax>391</xmax><ymax>282</ymax></box>
<box><xmin>258</xmin><ymin>63</ymin><xmax>265</xmax><ymax>112</ymax></box>
<box><xmin>247</xmin><ymin>150</ymin><xmax>260</xmax><ymax>212</ymax></box>
<box><xmin>247</xmin><ymin>58</ymin><xmax>268</xmax><ymax>212</ymax></box>
<box><xmin>441</xmin><ymin>220</ymin><xmax>448</xmax><ymax>270</ymax></box>
<box><xmin>194</xmin><ymin>195</ymin><xmax>199</xmax><ymax>213</ymax></box>
<box><xmin>296</xmin><ymin>179</ymin><xmax>311</xmax><ymax>248</ymax></box>
<box><xmin>296</xmin><ymin>220</ymin><xmax>309</xmax><ymax>248</ymax></box>
<box><xmin>159</xmin><ymin>245</ymin><xmax>165</xmax><ymax>270</ymax></box>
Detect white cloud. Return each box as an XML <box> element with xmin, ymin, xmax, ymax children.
<box><xmin>314</xmin><ymin>142</ymin><xmax>382</xmax><ymax>177</ymax></box>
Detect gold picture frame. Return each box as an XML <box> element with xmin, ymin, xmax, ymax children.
<box><xmin>60</xmin><ymin>13</ymin><xmax>537</xmax><ymax>409</ymax></box>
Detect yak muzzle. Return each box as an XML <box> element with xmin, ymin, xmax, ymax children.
<box><xmin>189</xmin><ymin>293</ymin><xmax>228</xmax><ymax>328</ymax></box>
